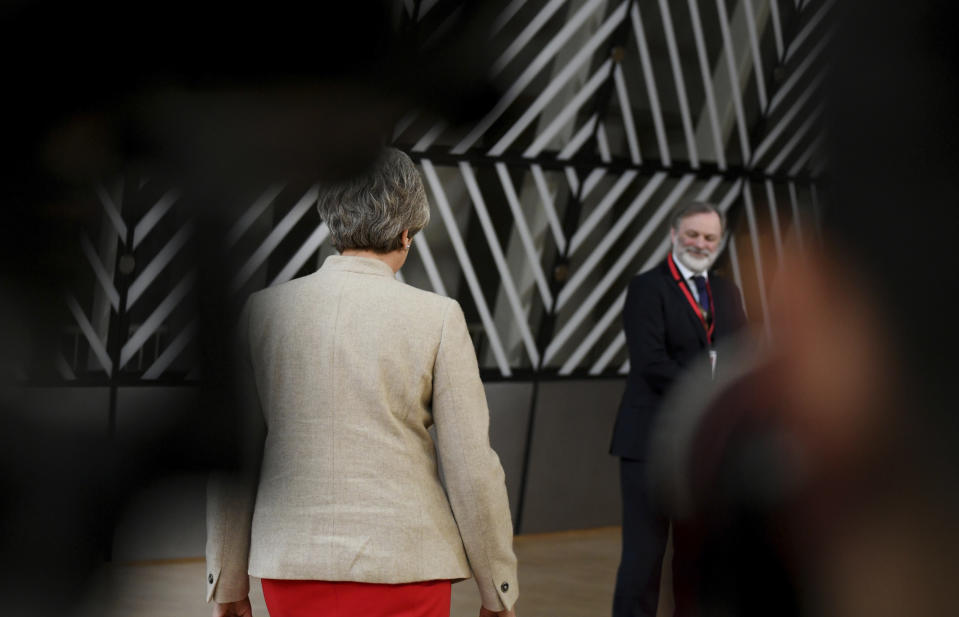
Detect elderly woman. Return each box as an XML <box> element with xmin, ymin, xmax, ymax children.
<box><xmin>206</xmin><ymin>148</ymin><xmax>518</xmax><ymax>617</ymax></box>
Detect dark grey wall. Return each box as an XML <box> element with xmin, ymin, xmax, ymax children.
<box><xmin>518</xmin><ymin>379</ymin><xmax>626</xmax><ymax>533</ymax></box>
<box><xmin>485</xmin><ymin>382</ymin><xmax>534</xmax><ymax>527</ymax></box>
<box><xmin>19</xmin><ymin>378</ymin><xmax>626</xmax><ymax>559</ymax></box>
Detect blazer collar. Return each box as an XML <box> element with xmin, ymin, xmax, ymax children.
<box><xmin>321</xmin><ymin>255</ymin><xmax>396</xmax><ymax>278</ymax></box>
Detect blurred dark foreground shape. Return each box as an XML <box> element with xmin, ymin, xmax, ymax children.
<box><xmin>0</xmin><ymin>2</ymin><xmax>501</xmax><ymax>614</ymax></box>
<box><xmin>650</xmin><ymin>1</ymin><xmax>959</xmax><ymax>615</ymax></box>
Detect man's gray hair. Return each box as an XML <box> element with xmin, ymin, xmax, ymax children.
<box><xmin>316</xmin><ymin>148</ymin><xmax>430</xmax><ymax>253</ymax></box>
<box><xmin>669</xmin><ymin>201</ymin><xmax>726</xmax><ymax>233</ymax></box>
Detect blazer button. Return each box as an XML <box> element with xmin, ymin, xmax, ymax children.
<box><xmin>208</xmin><ymin>573</ymin><xmax>214</xmax><ymax>584</ymax></box>
<box><xmin>500</xmin><ymin>582</ymin><xmax>509</xmax><ymax>592</ymax></box>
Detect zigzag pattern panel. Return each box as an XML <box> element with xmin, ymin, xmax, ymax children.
<box><xmin>34</xmin><ymin>0</ymin><xmax>832</xmax><ymax>383</ymax></box>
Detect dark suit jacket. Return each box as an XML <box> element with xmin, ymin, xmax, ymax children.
<box><xmin>610</xmin><ymin>260</ymin><xmax>747</xmax><ymax>460</ymax></box>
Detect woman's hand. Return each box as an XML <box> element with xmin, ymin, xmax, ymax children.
<box><xmin>479</xmin><ymin>607</ymin><xmax>515</xmax><ymax>617</ymax></box>
<box><xmin>213</xmin><ymin>598</ymin><xmax>253</xmax><ymax>617</ymax></box>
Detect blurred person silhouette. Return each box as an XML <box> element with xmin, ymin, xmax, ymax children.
<box><xmin>609</xmin><ymin>202</ymin><xmax>747</xmax><ymax>617</ymax></box>
<box><xmin>648</xmin><ymin>1</ymin><xmax>959</xmax><ymax>615</ymax></box>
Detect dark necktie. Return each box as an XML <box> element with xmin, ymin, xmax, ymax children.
<box><xmin>691</xmin><ymin>275</ymin><xmax>711</xmax><ymax>323</ymax></box>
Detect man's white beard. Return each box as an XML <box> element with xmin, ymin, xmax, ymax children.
<box><xmin>674</xmin><ymin>245</ymin><xmax>716</xmax><ymax>273</ymax></box>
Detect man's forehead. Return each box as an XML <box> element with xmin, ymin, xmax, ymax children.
<box><xmin>678</xmin><ymin>211</ymin><xmax>722</xmax><ymax>230</ymax></box>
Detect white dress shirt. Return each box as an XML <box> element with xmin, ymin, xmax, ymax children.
<box><xmin>672</xmin><ymin>254</ymin><xmax>709</xmax><ymax>305</ymax></box>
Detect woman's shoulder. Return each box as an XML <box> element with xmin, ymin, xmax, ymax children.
<box><xmin>389</xmin><ymin>280</ymin><xmax>458</xmax><ymax>315</ymax></box>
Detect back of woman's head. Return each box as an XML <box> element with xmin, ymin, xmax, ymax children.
<box><xmin>316</xmin><ymin>148</ymin><xmax>430</xmax><ymax>253</ymax></box>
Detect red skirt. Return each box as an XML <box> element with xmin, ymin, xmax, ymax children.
<box><xmin>260</xmin><ymin>579</ymin><xmax>451</xmax><ymax>617</ymax></box>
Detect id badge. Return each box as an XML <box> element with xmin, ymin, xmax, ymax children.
<box><xmin>709</xmin><ymin>349</ymin><xmax>718</xmax><ymax>379</ymax></box>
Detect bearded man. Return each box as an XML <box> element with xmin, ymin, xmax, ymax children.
<box><xmin>609</xmin><ymin>201</ymin><xmax>747</xmax><ymax>617</ymax></box>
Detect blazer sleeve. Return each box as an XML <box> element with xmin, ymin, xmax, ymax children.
<box><xmin>205</xmin><ymin>301</ymin><xmax>266</xmax><ymax>603</ymax></box>
<box><xmin>432</xmin><ymin>300</ymin><xmax>519</xmax><ymax>612</ymax></box>
<box><xmin>624</xmin><ymin>275</ymin><xmax>685</xmax><ymax>394</ymax></box>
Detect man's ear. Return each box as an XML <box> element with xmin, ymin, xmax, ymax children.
<box><xmin>770</xmin><ymin>243</ymin><xmax>892</xmax><ymax>464</ymax></box>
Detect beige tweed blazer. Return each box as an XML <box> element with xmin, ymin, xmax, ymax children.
<box><xmin>206</xmin><ymin>255</ymin><xmax>518</xmax><ymax>611</ymax></box>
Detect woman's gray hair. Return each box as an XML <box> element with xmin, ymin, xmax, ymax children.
<box><xmin>316</xmin><ymin>148</ymin><xmax>430</xmax><ymax>253</ymax></box>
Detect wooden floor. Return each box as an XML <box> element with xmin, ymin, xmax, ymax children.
<box><xmin>79</xmin><ymin>526</ymin><xmax>634</xmax><ymax>617</ymax></box>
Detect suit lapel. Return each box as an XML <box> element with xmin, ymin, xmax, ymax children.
<box><xmin>660</xmin><ymin>261</ymin><xmax>709</xmax><ymax>348</ymax></box>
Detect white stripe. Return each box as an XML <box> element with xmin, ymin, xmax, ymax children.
<box><xmin>658</xmin><ymin>0</ymin><xmax>699</xmax><ymax>168</ymax></box>
<box><xmin>558</xmin><ymin>114</ymin><xmax>597</xmax><ymax>160</ymax></box>
<box><xmin>270</xmin><ymin>223</ymin><xmax>329</xmax><ymax>287</ymax></box>
<box><xmin>585</xmin><ymin>234</ymin><xmax>674</xmax><ymax>374</ymax></box>
<box><xmin>788</xmin><ymin>135</ymin><xmax>822</xmax><ymax>177</ymax></box>
<box><xmin>495</xmin><ymin>163</ymin><xmax>554</xmax><ymax>309</ymax></box>
<box><xmin>232</xmin><ymin>186</ymin><xmax>318</xmax><ymax>292</ymax></box>
<box><xmin>579</xmin><ymin>231</ymin><xmax>677</xmax><ymax>376</ymax></box>
<box><xmin>688</xmin><ymin>0</ymin><xmax>727</xmax><ymax>170</ymax></box>
<box><xmin>81</xmin><ymin>234</ymin><xmax>119</xmax><ymax>310</ymax></box>
<box><xmin>770</xmin><ymin>0</ymin><xmax>785</xmax><ymax>59</ymax></box>
<box><xmin>788</xmin><ymin>182</ymin><xmax>805</xmax><ymax>254</ymax></box>
<box><xmin>569</xmin><ymin>170</ymin><xmax>641</xmax><ymax>255</ymax></box>
<box><xmin>765</xmin><ymin>105</ymin><xmax>822</xmax><ymax>173</ymax></box>
<box><xmin>121</xmin><ymin>271</ymin><xmax>196</xmax><ymax>368</ymax></box>
<box><xmin>462</xmin><ymin>163</ymin><xmax>541</xmax><ymax>366</ymax></box>
<box><xmin>392</xmin><ymin>111</ymin><xmax>419</xmax><ymax>141</ymax></box>
<box><xmin>225</xmin><ymin>184</ymin><xmax>285</xmax><ymax>249</ymax></box>
<box><xmin>596</xmin><ymin>122</ymin><xmax>612</xmax><ymax>162</ymax></box>
<box><xmin>421</xmin><ymin>160</ymin><xmax>512</xmax><ymax>376</ymax></box>
<box><xmin>752</xmin><ymin>73</ymin><xmax>823</xmax><ymax>163</ymax></box>
<box><xmin>531</xmin><ymin>164</ymin><xmax>567</xmax><ymax>253</ymax></box>
<box><xmin>412</xmin><ymin>119</ymin><xmax>448</xmax><ymax>152</ymax></box>
<box><xmin>127</xmin><ymin>222</ymin><xmax>195</xmax><ymax>308</ymax></box>
<box><xmin>631</xmin><ymin>4</ymin><xmax>670</xmax><ymax>165</ymax></box>
<box><xmin>766</xmin><ymin>180</ymin><xmax>784</xmax><ymax>266</ymax></box>
<box><xmin>452</xmin><ymin>0</ymin><xmax>610</xmax><ymax>154</ymax></box>
<box><xmin>614</xmin><ymin>65</ymin><xmax>642</xmax><ymax>164</ymax></box>
<box><xmin>590</xmin><ymin>328</ymin><xmax>626</xmax><ymax>376</ymax></box>
<box><xmin>523</xmin><ymin>60</ymin><xmax>612</xmax><ymax>158</ymax></box>
<box><xmin>565</xmin><ymin>167</ymin><xmax>580</xmax><ymax>195</ymax></box>
<box><xmin>742</xmin><ymin>0</ymin><xmax>768</xmax><ymax>110</ymax></box>
<box><xmin>718</xmin><ymin>178</ymin><xmax>744</xmax><ymax>213</ymax></box>
<box><xmin>97</xmin><ymin>183</ymin><xmax>128</xmax><ymax>241</ymax></box>
<box><xmin>768</xmin><ymin>37</ymin><xmax>828</xmax><ymax>115</ymax></box>
<box><xmin>742</xmin><ymin>183</ymin><xmax>772</xmax><ymax>340</ymax></box>
<box><xmin>491</xmin><ymin>0</ymin><xmax>567</xmax><ymax>77</ymax></box>
<box><xmin>133</xmin><ymin>189</ymin><xmax>179</xmax><ymax>249</ymax></box>
<box><xmin>409</xmin><ymin>232</ymin><xmax>447</xmax><ymax>296</ymax></box>
<box><xmin>486</xmin><ymin>4</ymin><xmax>627</xmax><ymax>156</ymax></box>
<box><xmin>142</xmin><ymin>319</ymin><xmax>197</xmax><ymax>380</ymax></box>
<box><xmin>784</xmin><ymin>0</ymin><xmax>836</xmax><ymax>63</ymax></box>
<box><xmin>491</xmin><ymin>0</ymin><xmax>529</xmax><ymax>36</ymax></box>
<box><xmin>696</xmin><ymin>175</ymin><xmax>724</xmax><ymax>201</ymax></box>
<box><xmin>581</xmin><ymin>168</ymin><xmax>607</xmax><ymax>200</ymax></box>
<box><xmin>715</xmin><ymin>0</ymin><xmax>752</xmax><ymax>163</ymax></box>
<box><xmin>561</xmin><ymin>290</ymin><xmax>625</xmax><ymax>375</ymax></box>
<box><xmin>641</xmin><ymin>237</ymin><xmax>674</xmax><ymax>273</ymax></box>
<box><xmin>65</xmin><ymin>294</ymin><xmax>112</xmax><ymax>374</ymax></box>
<box><xmin>727</xmin><ymin>236</ymin><xmax>749</xmax><ymax>317</ymax></box>
<box><xmin>544</xmin><ymin>174</ymin><xmax>695</xmax><ymax>365</ymax></box>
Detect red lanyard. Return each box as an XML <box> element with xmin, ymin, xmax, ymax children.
<box><xmin>667</xmin><ymin>253</ymin><xmax>715</xmax><ymax>345</ymax></box>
